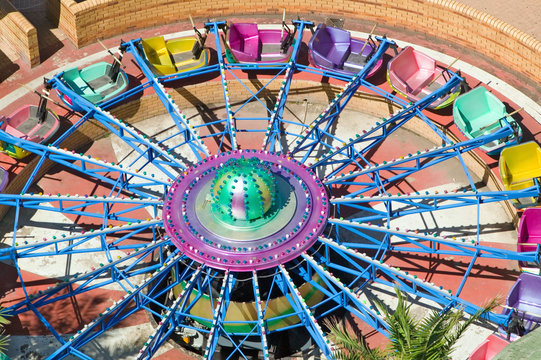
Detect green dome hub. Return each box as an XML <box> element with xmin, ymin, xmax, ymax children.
<box><xmin>211</xmin><ymin>156</ymin><xmax>276</xmax><ymax>221</ymax></box>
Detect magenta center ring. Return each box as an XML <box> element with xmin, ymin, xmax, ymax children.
<box><xmin>163</xmin><ymin>149</ymin><xmax>329</xmax><ymax>271</ymax></box>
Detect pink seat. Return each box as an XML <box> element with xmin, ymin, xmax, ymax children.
<box><xmin>518</xmin><ymin>208</ymin><xmax>541</xmax><ymax>256</ymax></box>
<box><xmin>469</xmin><ymin>334</ymin><xmax>510</xmax><ymax>360</ymax></box>
<box><xmin>388</xmin><ymin>46</ymin><xmax>436</xmax><ymax>95</ymax></box>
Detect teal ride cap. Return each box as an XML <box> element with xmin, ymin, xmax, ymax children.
<box><xmin>211</xmin><ymin>156</ymin><xmax>276</xmax><ymax>221</ymax></box>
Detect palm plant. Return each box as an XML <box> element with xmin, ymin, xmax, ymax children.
<box><xmin>0</xmin><ymin>306</ymin><xmax>10</xmax><ymax>355</ymax></box>
<box><xmin>324</xmin><ymin>318</ymin><xmax>385</xmax><ymax>360</ymax></box>
<box><xmin>327</xmin><ymin>287</ymin><xmax>499</xmax><ymax>360</ymax></box>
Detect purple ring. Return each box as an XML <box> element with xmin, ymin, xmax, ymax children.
<box><xmin>163</xmin><ymin>150</ymin><xmax>329</xmax><ymax>271</ymax></box>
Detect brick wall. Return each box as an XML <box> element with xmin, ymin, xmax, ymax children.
<box><xmin>45</xmin><ymin>0</ymin><xmax>540</xmax><ymax>87</ymax></box>
<box><xmin>0</xmin><ymin>0</ymin><xmax>39</xmax><ymax>67</ymax></box>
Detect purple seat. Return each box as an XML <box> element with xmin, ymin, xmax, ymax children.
<box><xmin>501</xmin><ymin>273</ymin><xmax>541</xmax><ymax>334</ymax></box>
<box><xmin>308</xmin><ymin>24</ymin><xmax>382</xmax><ymax>77</ymax></box>
<box><xmin>228</xmin><ymin>23</ymin><xmax>292</xmax><ymax>63</ymax></box>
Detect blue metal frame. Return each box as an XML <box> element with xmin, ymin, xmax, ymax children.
<box><xmin>0</xmin><ymin>19</ymin><xmax>536</xmax><ymax>360</ymax></box>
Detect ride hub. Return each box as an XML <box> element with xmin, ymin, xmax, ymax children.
<box><xmin>163</xmin><ymin>150</ymin><xmax>329</xmax><ymax>271</ymax></box>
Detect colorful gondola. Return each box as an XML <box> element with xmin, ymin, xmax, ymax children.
<box><xmin>59</xmin><ymin>61</ymin><xmax>129</xmax><ymax>111</ymax></box>
<box><xmin>499</xmin><ymin>273</ymin><xmax>541</xmax><ymax>340</ymax></box>
<box><xmin>141</xmin><ymin>25</ymin><xmax>210</xmax><ymax>76</ymax></box>
<box><xmin>517</xmin><ymin>208</ymin><xmax>541</xmax><ymax>273</ymax></box>
<box><xmin>0</xmin><ymin>100</ymin><xmax>60</xmax><ymax>159</ymax></box>
<box><xmin>454</xmin><ymin>87</ymin><xmax>522</xmax><ymax>155</ymax></box>
<box><xmin>308</xmin><ymin>24</ymin><xmax>382</xmax><ymax>77</ymax></box>
<box><xmin>387</xmin><ymin>46</ymin><xmax>461</xmax><ymax>109</ymax></box>
<box><xmin>499</xmin><ymin>142</ymin><xmax>541</xmax><ymax>208</ymax></box>
<box><xmin>226</xmin><ymin>22</ymin><xmax>295</xmax><ymax>63</ymax></box>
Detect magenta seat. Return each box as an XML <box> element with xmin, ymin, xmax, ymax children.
<box><xmin>229</xmin><ymin>23</ymin><xmax>260</xmax><ymax>62</ymax></box>
<box><xmin>228</xmin><ymin>23</ymin><xmax>291</xmax><ymax>63</ymax></box>
<box><xmin>518</xmin><ymin>208</ymin><xmax>541</xmax><ymax>267</ymax></box>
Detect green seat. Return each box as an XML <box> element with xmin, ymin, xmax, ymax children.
<box><xmin>63</xmin><ymin>67</ymin><xmax>102</xmax><ymax>103</ymax></box>
<box><xmin>455</xmin><ymin>87</ymin><xmax>506</xmax><ymax>134</ymax></box>
<box><xmin>454</xmin><ymin>87</ymin><xmax>521</xmax><ymax>154</ymax></box>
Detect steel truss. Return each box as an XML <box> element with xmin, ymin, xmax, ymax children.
<box><xmin>0</xmin><ymin>19</ymin><xmax>536</xmax><ymax>360</ymax></box>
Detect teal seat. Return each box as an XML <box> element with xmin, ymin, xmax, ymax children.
<box><xmin>453</xmin><ymin>87</ymin><xmax>521</xmax><ymax>155</ymax></box>
<box><xmin>62</xmin><ymin>62</ymin><xmax>128</xmax><ymax>104</ymax></box>
<box><xmin>455</xmin><ymin>87</ymin><xmax>505</xmax><ymax>134</ymax></box>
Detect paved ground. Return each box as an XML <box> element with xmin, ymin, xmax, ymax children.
<box><xmin>0</xmin><ymin>1</ymin><xmax>540</xmax><ymax>359</ymax></box>
<box><xmin>0</xmin><ymin>108</ymin><xmax>522</xmax><ymax>359</ymax></box>
<box><xmin>459</xmin><ymin>0</ymin><xmax>540</xmax><ymax>40</ymax></box>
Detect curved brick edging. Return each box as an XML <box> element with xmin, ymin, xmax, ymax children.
<box><xmin>44</xmin><ymin>0</ymin><xmax>540</xmax><ymax>94</ymax></box>
<box><xmin>1</xmin><ymin>78</ymin><xmax>516</xmax><ymax>223</ymax></box>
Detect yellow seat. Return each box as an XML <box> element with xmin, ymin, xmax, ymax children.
<box><xmin>142</xmin><ymin>36</ymin><xmax>209</xmax><ymax>76</ymax></box>
<box><xmin>173</xmin><ymin>272</ymin><xmax>325</xmax><ymax>332</ymax></box>
<box><xmin>141</xmin><ymin>36</ymin><xmax>176</xmax><ymax>75</ymax></box>
<box><xmin>499</xmin><ymin>142</ymin><xmax>541</xmax><ymax>207</ymax></box>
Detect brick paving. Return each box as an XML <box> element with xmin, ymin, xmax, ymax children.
<box><xmin>459</xmin><ymin>0</ymin><xmax>540</xmax><ymax>40</ymax></box>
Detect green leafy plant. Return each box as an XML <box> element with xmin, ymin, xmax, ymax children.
<box><xmin>327</xmin><ymin>287</ymin><xmax>499</xmax><ymax>360</ymax></box>
<box><xmin>324</xmin><ymin>317</ymin><xmax>385</xmax><ymax>360</ymax></box>
<box><xmin>0</xmin><ymin>307</ymin><xmax>10</xmax><ymax>355</ymax></box>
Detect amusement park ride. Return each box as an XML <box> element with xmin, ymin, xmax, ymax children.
<box><xmin>0</xmin><ymin>15</ymin><xmax>539</xmax><ymax>360</ymax></box>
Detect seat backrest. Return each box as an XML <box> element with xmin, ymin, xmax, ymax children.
<box><xmin>228</xmin><ymin>24</ymin><xmax>243</xmax><ymax>52</ymax></box>
<box><xmin>507</xmin><ymin>276</ymin><xmax>523</xmax><ymax>307</ymax></box>
<box><xmin>142</xmin><ymin>37</ymin><xmax>168</xmax><ymax>64</ymax></box>
<box><xmin>7</xmin><ymin>105</ymin><xmax>31</xmax><ymax>129</ymax></box>
<box><xmin>413</xmin><ymin>49</ymin><xmax>435</xmax><ymax>71</ymax></box>
<box><xmin>389</xmin><ymin>47</ymin><xmax>420</xmax><ymax>83</ymax></box>
<box><xmin>5</xmin><ymin>124</ymin><xmax>25</xmax><ymax>139</ymax></box>
<box><xmin>327</xmin><ymin>26</ymin><xmax>350</xmax><ymax>45</ymax></box>
<box><xmin>455</xmin><ymin>87</ymin><xmax>491</xmax><ymax>121</ymax></box>
<box><xmin>229</xmin><ymin>23</ymin><xmax>259</xmax><ymax>52</ymax></box>
<box><xmin>311</xmin><ymin>25</ymin><xmax>334</xmax><ymax>57</ymax></box>
<box><xmin>523</xmin><ymin>209</ymin><xmax>541</xmax><ymax>236</ymax></box>
<box><xmin>469</xmin><ymin>341</ymin><xmax>489</xmax><ymax>360</ymax></box>
<box><xmin>501</xmin><ymin>142</ymin><xmax>541</xmax><ymax>180</ymax></box>
<box><xmin>62</xmin><ymin>67</ymin><xmax>81</xmax><ymax>82</ymax></box>
<box><xmin>327</xmin><ymin>43</ymin><xmax>350</xmax><ymax>67</ymax></box>
<box><xmin>514</xmin><ymin>273</ymin><xmax>541</xmax><ymax>306</ymax></box>
<box><xmin>231</xmin><ymin>23</ymin><xmax>259</xmax><ymax>38</ymax></box>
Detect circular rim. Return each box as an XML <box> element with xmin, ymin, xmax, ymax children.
<box><xmin>163</xmin><ymin>149</ymin><xmax>329</xmax><ymax>271</ymax></box>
